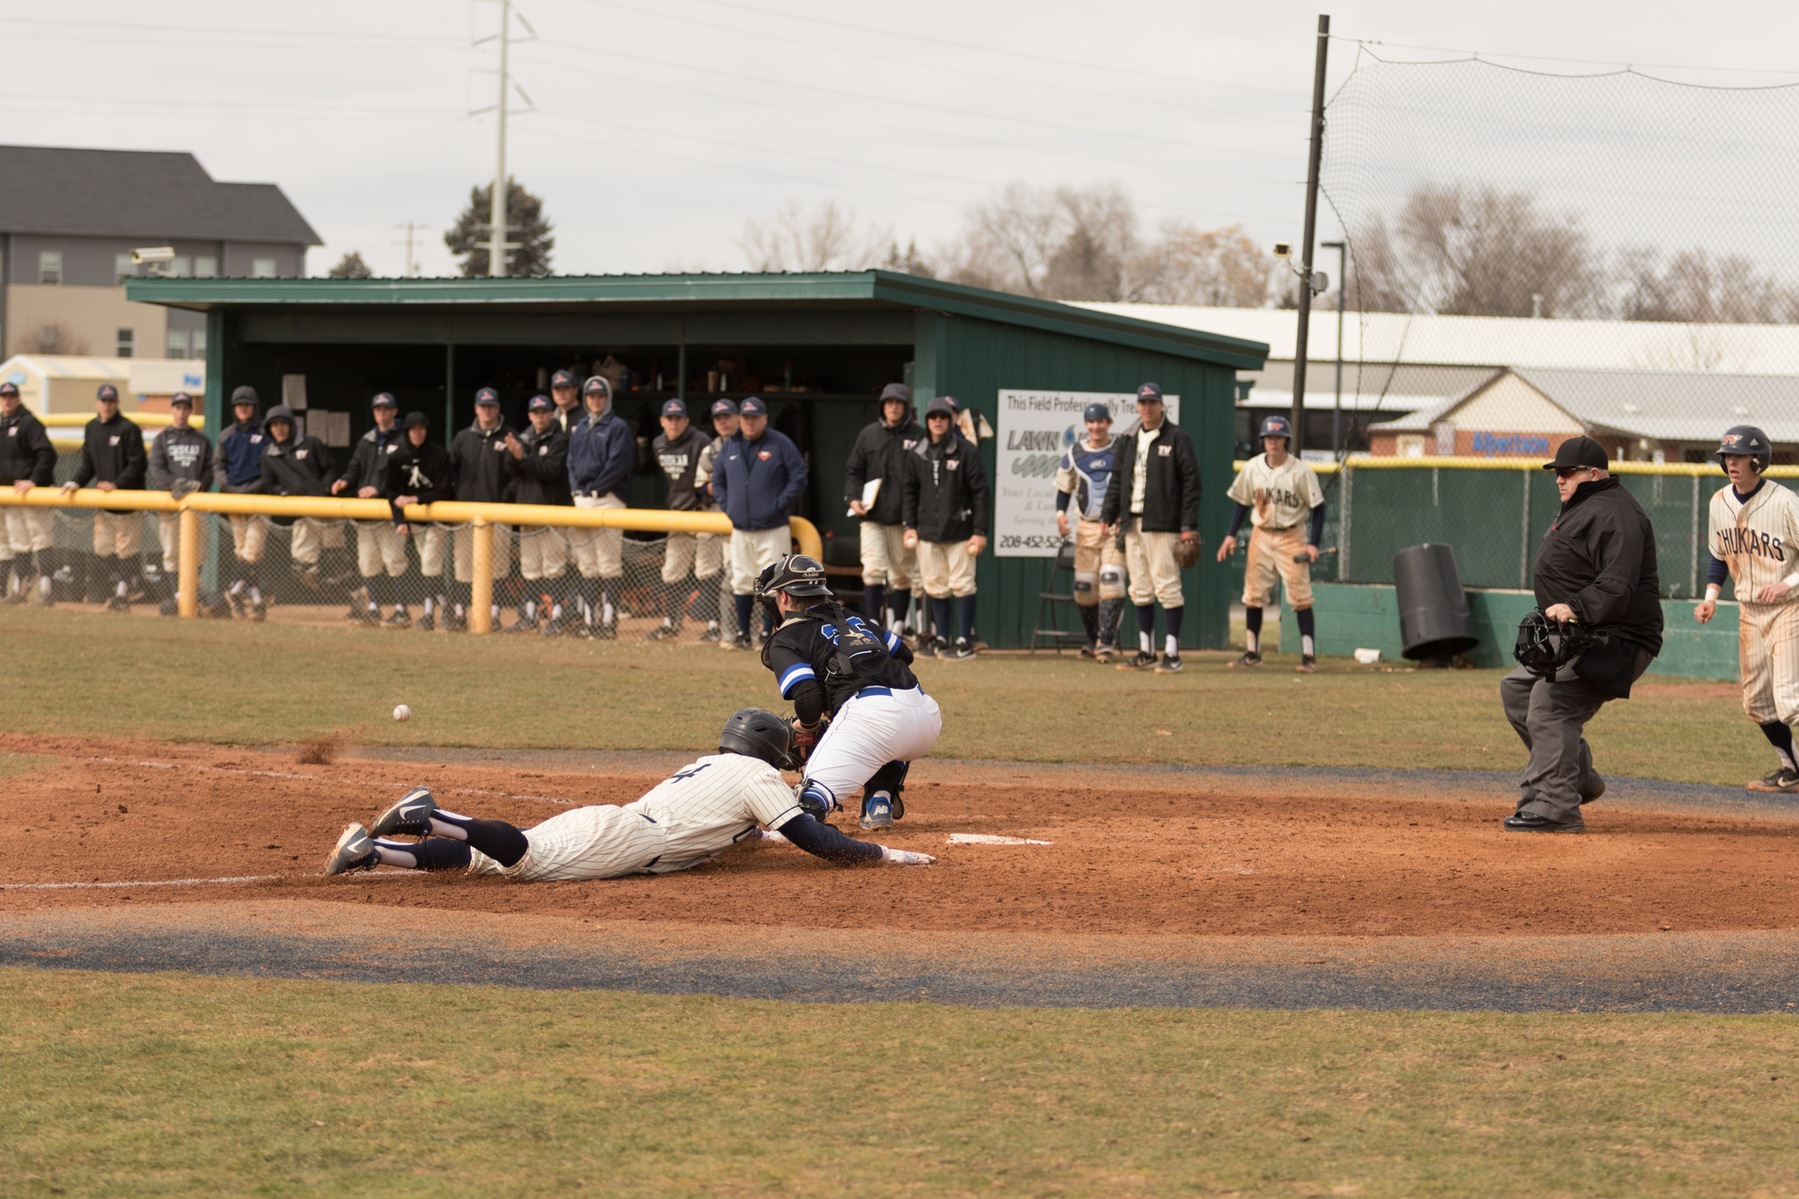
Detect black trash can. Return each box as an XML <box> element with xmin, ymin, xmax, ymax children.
<box><xmin>1392</xmin><ymin>543</ymin><xmax>1480</xmax><ymax>661</ymax></box>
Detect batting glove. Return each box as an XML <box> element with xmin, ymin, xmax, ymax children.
<box><xmin>880</xmin><ymin>847</ymin><xmax>936</xmax><ymax>866</ymax></box>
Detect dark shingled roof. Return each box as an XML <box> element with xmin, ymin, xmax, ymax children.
<box><xmin>0</xmin><ymin>145</ymin><xmax>320</xmax><ymax>245</ymax></box>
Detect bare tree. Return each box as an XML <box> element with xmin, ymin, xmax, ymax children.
<box><xmin>740</xmin><ymin>202</ymin><xmax>889</xmax><ymax>272</ymax></box>
<box><xmin>1136</xmin><ymin>222</ymin><xmax>1273</xmax><ymax>306</ymax></box>
<box><xmin>28</xmin><ymin>322</ymin><xmax>88</xmax><ymax>355</ymax></box>
<box><xmin>1392</xmin><ymin>184</ymin><xmax>1598</xmax><ymax>318</ymax></box>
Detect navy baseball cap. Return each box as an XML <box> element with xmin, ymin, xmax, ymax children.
<box><xmin>661</xmin><ymin>399</ymin><xmax>688</xmax><ymax>419</ymax></box>
<box><xmin>880</xmin><ymin>383</ymin><xmax>911</xmax><ymax>405</ymax></box>
<box><xmin>710</xmin><ymin>398</ymin><xmax>739</xmax><ymax>418</ymax></box>
<box><xmin>97</xmin><ymin>384</ymin><xmax>120</xmax><ymax>402</ymax></box>
<box><xmin>404</xmin><ymin>411</ymin><xmax>431</xmax><ymax>429</ymax></box>
<box><xmin>582</xmin><ymin>376</ymin><xmax>611</xmax><ymax>397</ymax></box>
<box><xmin>738</xmin><ymin>396</ymin><xmax>768</xmax><ymax>417</ymax></box>
<box><xmin>474</xmin><ymin>387</ymin><xmax>500</xmax><ymax>406</ymax></box>
<box><xmin>551</xmin><ymin>370</ymin><xmax>577</xmax><ymax>389</ymax></box>
<box><xmin>1083</xmin><ymin>402</ymin><xmax>1111</xmax><ymax>423</ymax></box>
<box><xmin>1137</xmin><ymin>382</ymin><xmax>1164</xmax><ymax>403</ymax></box>
<box><xmin>372</xmin><ymin>391</ymin><xmax>398</xmax><ymax>409</ymax></box>
<box><xmin>0</xmin><ymin>382</ymin><xmax>20</xmax><ymax>398</ymax></box>
<box><xmin>527</xmin><ymin>394</ymin><xmax>553</xmax><ymax>412</ymax></box>
<box><xmin>925</xmin><ymin>396</ymin><xmax>957</xmax><ymax>418</ymax></box>
<box><xmin>170</xmin><ymin>391</ymin><xmax>194</xmax><ymax>407</ymax></box>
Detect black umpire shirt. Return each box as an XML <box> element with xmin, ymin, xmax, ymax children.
<box><xmin>1534</xmin><ymin>475</ymin><xmax>1663</xmax><ymax>696</ymax></box>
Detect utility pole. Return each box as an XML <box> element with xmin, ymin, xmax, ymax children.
<box><xmin>393</xmin><ymin>221</ymin><xmax>429</xmax><ymax>278</ymax></box>
<box><xmin>488</xmin><ymin>0</ymin><xmax>511</xmax><ymax>278</ymax></box>
<box><xmin>1289</xmin><ymin>14</ymin><xmax>1330</xmax><ymax>454</ymax></box>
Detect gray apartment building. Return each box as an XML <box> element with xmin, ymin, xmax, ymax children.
<box><xmin>0</xmin><ymin>145</ymin><xmax>319</xmax><ymax>361</ymax></box>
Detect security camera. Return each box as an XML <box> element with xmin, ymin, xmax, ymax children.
<box><xmin>1272</xmin><ymin>242</ymin><xmax>1292</xmax><ymax>259</ymax></box>
<box><xmin>130</xmin><ymin>247</ymin><xmax>176</xmax><ymax>265</ymax></box>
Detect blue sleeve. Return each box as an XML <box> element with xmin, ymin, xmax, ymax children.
<box><xmin>1707</xmin><ymin>555</ymin><xmax>1728</xmax><ymax>587</ymax></box>
<box><xmin>778</xmin><ymin>813</ymin><xmax>884</xmax><ymax>863</ymax></box>
<box><xmin>1056</xmin><ymin>491</ymin><xmax>1070</xmax><ymax>513</ymax></box>
<box><xmin>712</xmin><ymin>445</ymin><xmax>730</xmax><ymax>511</ymax></box>
<box><xmin>774</xmin><ymin>437</ymin><xmax>808</xmax><ymax>512</ymax></box>
<box><xmin>593</xmin><ymin>423</ymin><xmax>634</xmax><ymax>495</ymax></box>
<box><xmin>1226</xmin><ymin>503</ymin><xmax>1250</xmax><ymax>537</ymax></box>
<box><xmin>1308</xmin><ymin>503</ymin><xmax>1326</xmax><ymax>547</ymax></box>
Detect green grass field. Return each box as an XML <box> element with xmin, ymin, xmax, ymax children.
<box><xmin>0</xmin><ymin>606</ymin><xmax>1762</xmax><ymax>785</ymax></box>
<box><xmin>1</xmin><ymin>607</ymin><xmax>1782</xmax><ymax>1196</ymax></box>
<box><xmin>6</xmin><ymin>969</ymin><xmax>1799</xmax><ymax>1199</ymax></box>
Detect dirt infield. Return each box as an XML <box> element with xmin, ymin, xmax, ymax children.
<box><xmin>5</xmin><ymin>731</ymin><xmax>1799</xmax><ymax>940</ymax></box>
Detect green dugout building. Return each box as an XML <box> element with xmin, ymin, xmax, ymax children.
<box><xmin>129</xmin><ymin>271</ymin><xmax>1267</xmax><ymax>649</ymax></box>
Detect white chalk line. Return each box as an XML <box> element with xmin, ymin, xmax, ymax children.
<box><xmin>3</xmin><ymin>871</ymin><xmax>410</xmax><ymax>891</ymax></box>
<box><xmin>84</xmin><ymin>756</ymin><xmax>576</xmax><ymax>807</ymax></box>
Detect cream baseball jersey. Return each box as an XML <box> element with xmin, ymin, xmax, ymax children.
<box><xmin>1226</xmin><ymin>454</ymin><xmax>1324</xmax><ymax>531</ymax></box>
<box><xmin>468</xmin><ymin>753</ymin><xmax>803</xmax><ymax>880</ymax></box>
<box><xmin>1709</xmin><ymin>481</ymin><xmax>1799</xmax><ymax>603</ymax></box>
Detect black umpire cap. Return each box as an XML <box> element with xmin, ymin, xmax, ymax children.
<box><xmin>1543</xmin><ymin>436</ymin><xmax>1609</xmax><ymax>472</ymax></box>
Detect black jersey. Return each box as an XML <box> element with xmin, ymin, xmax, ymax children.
<box><xmin>761</xmin><ymin>599</ymin><xmax>918</xmax><ymax>715</ymax></box>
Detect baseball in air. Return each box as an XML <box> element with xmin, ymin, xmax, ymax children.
<box><xmin>393</xmin><ymin>704</ymin><xmax>412</xmax><ymax>723</ymax></box>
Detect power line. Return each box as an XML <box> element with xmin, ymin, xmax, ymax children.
<box><xmin>1337</xmin><ymin>34</ymin><xmax>1799</xmax><ymax>79</ymax></box>
<box><xmin>0</xmin><ymin>15</ymin><xmax>462</xmax><ymax>43</ymax></box>
<box><xmin>0</xmin><ymin>91</ymin><xmax>462</xmax><ymax>118</ymax></box>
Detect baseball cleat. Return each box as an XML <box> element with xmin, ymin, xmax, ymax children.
<box><xmin>1296</xmin><ymin>655</ymin><xmax>1318</xmax><ymax>673</ymax></box>
<box><xmin>944</xmin><ymin>638</ymin><xmax>976</xmax><ymax>661</ymax></box>
<box><xmin>324</xmin><ymin>823</ymin><xmax>380</xmax><ymax>875</ymax></box>
<box><xmin>1154</xmin><ymin>654</ymin><xmax>1183</xmax><ymax>673</ymax></box>
<box><xmin>1502</xmin><ymin>812</ymin><xmax>1585</xmax><ymax>833</ymax></box>
<box><xmin>860</xmin><ymin>794</ymin><xmax>894</xmax><ymax>830</ymax></box>
<box><xmin>384</xmin><ymin>609</ymin><xmax>413</xmax><ymax>629</ymax></box>
<box><xmin>1078</xmin><ymin>645</ymin><xmax>1099</xmax><ymax>660</ymax></box>
<box><xmin>647</xmin><ymin>623</ymin><xmax>679</xmax><ymax>641</ymax></box>
<box><xmin>416</xmin><ymin>612</ymin><xmax>436</xmax><ymax>632</ymax></box>
<box><xmin>1116</xmin><ymin>650</ymin><xmax>1158</xmax><ymax>671</ymax></box>
<box><xmin>1747</xmin><ymin>767</ymin><xmax>1799</xmax><ymax>793</ymax></box>
<box><xmin>1094</xmin><ymin>644</ymin><xmax>1117</xmax><ymax>664</ymax></box>
<box><xmin>723</xmin><ymin>633</ymin><xmax>753</xmax><ymax>651</ymax></box>
<box><xmin>1228</xmin><ymin>651</ymin><xmax>1263</xmax><ymax>669</ymax></box>
<box><xmin>698</xmin><ymin>624</ymin><xmax>722</xmax><ymax>643</ymax></box>
<box><xmin>370</xmin><ymin>787</ymin><xmax>439</xmax><ymax>838</ymax></box>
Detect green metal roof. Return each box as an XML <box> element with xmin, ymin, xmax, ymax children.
<box><xmin>128</xmin><ymin>270</ymin><xmax>1268</xmax><ymax>371</ymax></box>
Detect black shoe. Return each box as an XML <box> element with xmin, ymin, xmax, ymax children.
<box><xmin>445</xmin><ymin>613</ymin><xmax>468</xmax><ymax>633</ymax></box>
<box><xmin>647</xmin><ymin>623</ymin><xmax>679</xmax><ymax>642</ymax></box>
<box><xmin>1746</xmin><ymin>767</ymin><xmax>1799</xmax><ymax>793</ymax></box>
<box><xmin>1116</xmin><ymin>650</ymin><xmax>1157</xmax><ymax>671</ymax></box>
<box><xmin>385</xmin><ymin>609</ymin><xmax>413</xmax><ymax>629</ymax></box>
<box><xmin>159</xmin><ymin>598</ymin><xmax>179</xmax><ymax>617</ymax></box>
<box><xmin>1229</xmin><ymin>651</ymin><xmax>1263</xmax><ymax>669</ymax></box>
<box><xmin>106</xmin><ymin>595</ymin><xmax>130</xmax><ymax>613</ymax></box>
<box><xmin>723</xmin><ymin>633</ymin><xmax>752</xmax><ymax>652</ymax></box>
<box><xmin>502</xmin><ymin>616</ymin><xmax>540</xmax><ymax>634</ymax></box>
<box><xmin>1078</xmin><ymin>644</ymin><xmax>1099</xmax><ymax>660</ymax></box>
<box><xmin>541</xmin><ymin>617</ymin><xmax>567</xmax><ymax>637</ymax></box>
<box><xmin>1503</xmin><ymin>812</ymin><xmax>1585</xmax><ymax>833</ymax></box>
<box><xmin>1153</xmin><ymin>654</ymin><xmax>1183</xmax><ymax>674</ymax></box>
<box><xmin>353</xmin><ymin>607</ymin><xmax>381</xmax><ymax>627</ymax></box>
<box><xmin>417</xmin><ymin>612</ymin><xmax>436</xmax><ymax>632</ymax></box>
<box><xmin>1580</xmin><ymin>772</ymin><xmax>1606</xmax><ymax>804</ymax></box>
<box><xmin>944</xmin><ymin>638</ymin><xmax>976</xmax><ymax>661</ymax></box>
<box><xmin>698</xmin><ymin>624</ymin><xmax>721</xmax><ymax>643</ymax></box>
<box><xmin>595</xmin><ymin>622</ymin><xmax>617</xmax><ymax>641</ymax></box>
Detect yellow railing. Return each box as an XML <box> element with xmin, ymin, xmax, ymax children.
<box><xmin>40</xmin><ymin>413</ymin><xmax>205</xmax><ymax>430</ymax></box>
<box><xmin>0</xmin><ymin>489</ymin><xmax>820</xmax><ymax>634</ymax></box>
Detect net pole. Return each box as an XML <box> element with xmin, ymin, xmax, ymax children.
<box><xmin>1289</xmin><ymin>13</ymin><xmax>1331</xmax><ymax>450</ymax></box>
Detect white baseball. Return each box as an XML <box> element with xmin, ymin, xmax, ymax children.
<box><xmin>393</xmin><ymin>704</ymin><xmax>411</xmax><ymax>723</ymax></box>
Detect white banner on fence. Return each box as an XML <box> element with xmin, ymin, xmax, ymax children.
<box><xmin>992</xmin><ymin>389</ymin><xmax>1180</xmax><ymax>558</ymax></box>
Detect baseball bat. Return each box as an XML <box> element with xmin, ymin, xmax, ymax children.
<box><xmin>1294</xmin><ymin>547</ymin><xmax>1340</xmax><ymax>563</ymax></box>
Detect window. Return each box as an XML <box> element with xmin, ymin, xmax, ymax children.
<box><xmin>166</xmin><ymin>329</ymin><xmax>190</xmax><ymax>359</ymax></box>
<box><xmin>168</xmin><ymin>256</ymin><xmax>191</xmax><ymax>278</ymax></box>
<box><xmin>195</xmin><ymin>256</ymin><xmax>218</xmax><ymax>278</ymax></box>
<box><xmin>116</xmin><ymin>328</ymin><xmax>135</xmax><ymax>358</ymax></box>
<box><xmin>250</xmin><ymin>257</ymin><xmax>277</xmax><ymax>279</ymax></box>
<box><xmin>192</xmin><ymin>328</ymin><xmax>208</xmax><ymax>359</ymax></box>
<box><xmin>38</xmin><ymin>251</ymin><xmax>62</xmax><ymax>285</ymax></box>
<box><xmin>115</xmin><ymin>253</ymin><xmax>136</xmax><ymax>284</ymax></box>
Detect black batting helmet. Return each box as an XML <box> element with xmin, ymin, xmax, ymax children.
<box><xmin>1717</xmin><ymin>425</ymin><xmax>1772</xmax><ymax>474</ymax></box>
<box><xmin>1514</xmin><ymin>609</ymin><xmax>1596</xmax><ymax>679</ymax></box>
<box><xmin>1258</xmin><ymin>414</ymin><xmax>1294</xmax><ymax>444</ymax></box>
<box><xmin>718</xmin><ymin>708</ymin><xmax>795</xmax><ymax>769</ymax></box>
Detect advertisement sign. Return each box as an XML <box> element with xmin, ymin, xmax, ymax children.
<box><xmin>992</xmin><ymin>389</ymin><xmax>1180</xmax><ymax>558</ymax></box>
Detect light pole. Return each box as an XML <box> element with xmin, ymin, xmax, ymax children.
<box><xmin>1320</xmin><ymin>240</ymin><xmax>1346</xmax><ymax>457</ymax></box>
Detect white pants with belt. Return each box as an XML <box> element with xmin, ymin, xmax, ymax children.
<box><xmin>802</xmin><ymin>685</ymin><xmax>942</xmax><ymax>811</ymax></box>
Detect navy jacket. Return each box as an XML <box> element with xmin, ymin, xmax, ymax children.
<box><xmin>214</xmin><ymin>420</ymin><xmax>267</xmax><ymax>493</ymax></box>
<box><xmin>713</xmin><ymin>428</ymin><xmax>807</xmax><ymax>531</ymax></box>
<box><xmin>566</xmin><ymin>408</ymin><xmax>634</xmax><ymax>500</ymax></box>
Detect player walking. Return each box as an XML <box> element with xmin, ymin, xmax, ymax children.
<box><xmin>324</xmin><ymin>709</ymin><xmax>935</xmax><ymax>878</ymax></box>
<box><xmin>1217</xmin><ymin>415</ymin><xmax>1327</xmax><ymax>672</ymax></box>
<box><xmin>1693</xmin><ymin>425</ymin><xmax>1799</xmax><ymax>792</ymax></box>
<box><xmin>755</xmin><ymin>553</ymin><xmax>942</xmax><ymax>829</ymax></box>
<box><xmin>1054</xmin><ymin>402</ymin><xmax>1127</xmax><ymax>660</ymax></box>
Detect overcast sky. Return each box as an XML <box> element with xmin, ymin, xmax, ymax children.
<box><xmin>10</xmin><ymin>0</ymin><xmax>1799</xmax><ymax>279</ymax></box>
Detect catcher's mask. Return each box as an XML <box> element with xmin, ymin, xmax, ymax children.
<box><xmin>719</xmin><ymin>707</ymin><xmax>795</xmax><ymax>770</ymax></box>
<box><xmin>1514</xmin><ymin>608</ymin><xmax>1595</xmax><ymax>678</ymax></box>
<box><xmin>755</xmin><ymin>553</ymin><xmax>831</xmax><ymax>625</ymax></box>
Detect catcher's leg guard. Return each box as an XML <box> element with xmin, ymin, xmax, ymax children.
<box><xmin>1078</xmin><ymin>602</ymin><xmax>1100</xmax><ymax>648</ymax></box>
<box><xmin>1097</xmin><ymin>597</ymin><xmax>1124</xmax><ymax>649</ymax></box>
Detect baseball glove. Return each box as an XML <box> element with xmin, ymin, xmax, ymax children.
<box><xmin>1174</xmin><ymin>535</ymin><xmax>1202</xmax><ymax>570</ymax></box>
<box><xmin>790</xmin><ymin>715</ymin><xmax>828</xmax><ymax>765</ymax></box>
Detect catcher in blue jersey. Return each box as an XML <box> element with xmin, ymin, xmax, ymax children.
<box><xmin>1054</xmin><ymin>401</ymin><xmax>1127</xmax><ymax>661</ymax></box>
<box><xmin>756</xmin><ymin>553</ymin><xmax>943</xmax><ymax>830</ymax></box>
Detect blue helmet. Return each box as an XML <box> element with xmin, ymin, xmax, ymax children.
<box><xmin>1258</xmin><ymin>415</ymin><xmax>1294</xmax><ymax>444</ymax></box>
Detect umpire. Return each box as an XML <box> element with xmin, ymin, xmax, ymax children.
<box><xmin>1501</xmin><ymin>436</ymin><xmax>1663</xmax><ymax>833</ymax></box>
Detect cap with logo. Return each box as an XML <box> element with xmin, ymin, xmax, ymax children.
<box><xmin>738</xmin><ymin>396</ymin><xmax>769</xmax><ymax>417</ymax></box>
<box><xmin>1136</xmin><ymin>382</ymin><xmax>1164</xmax><ymax>403</ymax></box>
<box><xmin>0</xmin><ymin>382</ymin><xmax>20</xmax><ymax>398</ymax></box>
<box><xmin>710</xmin><ymin>398</ymin><xmax>739</xmax><ymax>418</ymax></box>
<box><xmin>551</xmin><ymin>370</ymin><xmax>577</xmax><ymax>389</ymax></box>
<box><xmin>1082</xmin><ymin>402</ymin><xmax>1112</xmax><ymax>423</ymax></box>
<box><xmin>170</xmin><ymin>391</ymin><xmax>194</xmax><ymax>407</ymax></box>
<box><xmin>97</xmin><ymin>384</ymin><xmax>120</xmax><ymax>402</ymax></box>
<box><xmin>1542</xmin><ymin>436</ymin><xmax>1609</xmax><ymax>472</ymax></box>
<box><xmin>925</xmin><ymin>396</ymin><xmax>957</xmax><ymax>418</ymax></box>
<box><xmin>474</xmin><ymin>387</ymin><xmax>500</xmax><ymax>406</ymax></box>
<box><xmin>582</xmin><ymin>376</ymin><xmax>611</xmax><ymax>398</ymax></box>
<box><xmin>660</xmin><ymin>399</ymin><xmax>688</xmax><ymax>419</ymax></box>
<box><xmin>527</xmin><ymin>394</ymin><xmax>553</xmax><ymax>413</ymax></box>
<box><xmin>372</xmin><ymin>391</ymin><xmax>398</xmax><ymax>409</ymax></box>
